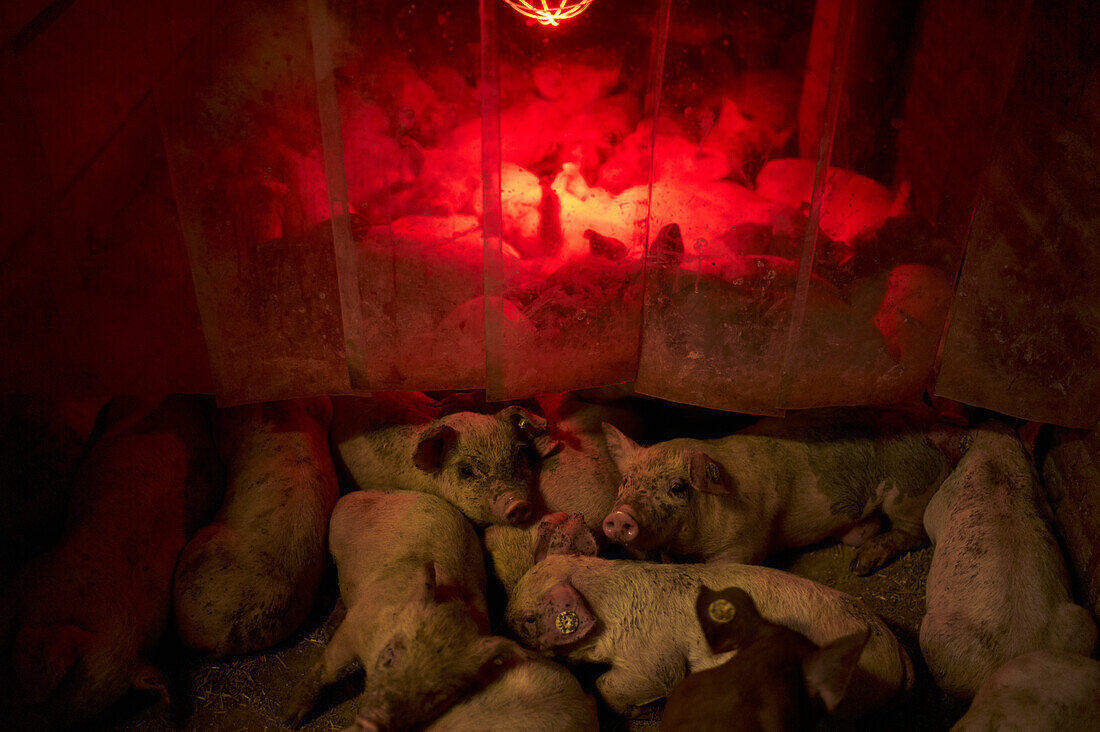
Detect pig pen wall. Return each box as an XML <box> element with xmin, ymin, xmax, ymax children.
<box><xmin>0</xmin><ymin>0</ymin><xmax>1098</xmax><ymax>424</ymax></box>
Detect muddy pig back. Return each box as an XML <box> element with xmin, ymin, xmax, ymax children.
<box><xmin>425</xmin><ymin>649</ymin><xmax>598</xmax><ymax>732</ymax></box>
<box><xmin>506</xmin><ymin>556</ymin><xmax>912</xmax><ymax>719</ymax></box>
<box><xmin>952</xmin><ymin>650</ymin><xmax>1100</xmax><ymax>732</ymax></box>
<box><xmin>173</xmin><ymin>397</ymin><xmax>339</xmax><ymax>657</ymax></box>
<box><xmin>1</xmin><ymin>394</ymin><xmax>220</xmax><ymax>729</ymax></box>
<box><xmin>335</xmin><ymin>404</ymin><xmax>555</xmax><ymax>526</ymax></box>
<box><xmin>328</xmin><ymin>490</ymin><xmax>488</xmax><ymax>619</ymax></box>
<box><xmin>920</xmin><ymin>422</ymin><xmax>1098</xmax><ymax>698</ymax></box>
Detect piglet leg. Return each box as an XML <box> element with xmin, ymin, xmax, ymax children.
<box><xmin>284</xmin><ymin>619</ymin><xmax>363</xmax><ymax>728</ymax></box>
<box><xmin>850</xmin><ymin>525</ymin><xmax>927</xmax><ymax>575</ymax></box>
<box><xmin>852</xmin><ymin>489</ymin><xmax>933</xmax><ymax>574</ymax></box>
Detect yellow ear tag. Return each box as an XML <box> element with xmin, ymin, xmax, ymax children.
<box><xmin>707</xmin><ymin>598</ymin><xmax>736</xmax><ymax>623</ymax></box>
<box><xmin>556</xmin><ymin>610</ymin><xmax>580</xmax><ymax>635</ymax></box>
<box><xmin>517</xmin><ymin>417</ymin><xmax>530</xmax><ymax>430</ymax></box>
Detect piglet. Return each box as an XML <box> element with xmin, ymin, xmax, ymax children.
<box><xmin>602</xmin><ymin>407</ymin><xmax>950</xmax><ymax>574</ymax></box>
<box><xmin>0</xmin><ymin>395</ymin><xmax>220</xmax><ymax>729</ymax></box>
<box><xmin>173</xmin><ymin>397</ymin><xmax>339</xmax><ymax>657</ymax></box>
<box><xmin>346</xmin><ymin>563</ymin><xmax>598</xmax><ymax>732</ymax></box>
<box><xmin>331</xmin><ymin>402</ymin><xmax>556</xmax><ymax>526</ymax></box>
<box><xmin>661</xmin><ymin>585</ymin><xmax>869</xmax><ymax>731</ymax></box>
<box><xmin>484</xmin><ymin>394</ymin><xmax>641</xmax><ymax>592</ymax></box>
<box><xmin>484</xmin><ymin>512</ymin><xmax>600</xmax><ymax>594</ymax></box>
<box><xmin>284</xmin><ymin>490</ymin><xmax>490</xmax><ymax>728</ymax></box>
<box><xmin>952</xmin><ymin>650</ymin><xmax>1100</xmax><ymax>731</ymax></box>
<box><xmin>920</xmin><ymin>420</ymin><xmax>1097</xmax><ymax>698</ymax></box>
<box><xmin>506</xmin><ymin>555</ymin><xmax>912</xmax><ymax>719</ymax></box>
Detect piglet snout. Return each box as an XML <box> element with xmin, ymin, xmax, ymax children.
<box><xmin>603</xmin><ymin>506</ymin><xmax>639</xmax><ymax>543</ymax></box>
<box><xmin>491</xmin><ymin>492</ymin><xmax>532</xmax><ymax>525</ymax></box>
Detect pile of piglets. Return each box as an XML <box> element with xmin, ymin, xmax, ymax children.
<box><xmin>2</xmin><ymin>387</ymin><xmax>1096</xmax><ymax>731</ymax></box>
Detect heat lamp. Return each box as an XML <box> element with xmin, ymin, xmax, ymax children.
<box><xmin>500</xmin><ymin>0</ymin><xmax>596</xmax><ymax>26</ymax></box>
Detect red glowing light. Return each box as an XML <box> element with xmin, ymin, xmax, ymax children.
<box><xmin>500</xmin><ymin>0</ymin><xmax>596</xmax><ymax>26</ymax></box>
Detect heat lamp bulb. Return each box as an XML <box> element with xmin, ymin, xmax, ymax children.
<box><xmin>500</xmin><ymin>0</ymin><xmax>596</xmax><ymax>26</ymax></box>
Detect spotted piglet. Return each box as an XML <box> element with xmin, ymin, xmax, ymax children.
<box><xmin>602</xmin><ymin>407</ymin><xmax>950</xmax><ymax>574</ymax></box>
<box><xmin>506</xmin><ymin>555</ymin><xmax>913</xmax><ymax>719</ymax></box>
<box><xmin>332</xmin><ymin>403</ymin><xmax>557</xmax><ymax>526</ymax></box>
<box><xmin>661</xmin><ymin>585</ymin><xmax>869</xmax><ymax>731</ymax></box>
<box><xmin>920</xmin><ymin>420</ymin><xmax>1097</xmax><ymax>698</ymax></box>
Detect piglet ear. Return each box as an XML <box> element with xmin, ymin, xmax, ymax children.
<box><xmin>533</xmin><ymin>513</ymin><xmax>599</xmax><ymax>563</ymax></box>
<box><xmin>502</xmin><ymin>407</ymin><xmax>560</xmax><ymax>458</ymax></box>
<box><xmin>539</xmin><ymin>581</ymin><xmax>597</xmax><ymax>649</ymax></box>
<box><xmin>413</xmin><ymin>422</ymin><xmax>458</xmax><ymax>473</ymax></box>
<box><xmin>802</xmin><ymin>627</ymin><xmax>870</xmax><ymax>713</ymax></box>
<box><xmin>12</xmin><ymin>623</ymin><xmax>93</xmax><ymax>703</ymax></box>
<box><xmin>601</xmin><ymin>422</ymin><xmax>640</xmax><ymax>469</ymax></box>
<box><xmin>695</xmin><ymin>586</ymin><xmax>755</xmax><ymax>653</ymax></box>
<box><xmin>687</xmin><ymin>451</ymin><xmax>731</xmax><ymax>495</ymax></box>
<box><xmin>924</xmin><ymin>425</ymin><xmax>973</xmax><ymax>467</ymax></box>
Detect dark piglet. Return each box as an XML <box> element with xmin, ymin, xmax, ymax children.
<box><xmin>661</xmin><ymin>586</ymin><xmax>869</xmax><ymax>731</ymax></box>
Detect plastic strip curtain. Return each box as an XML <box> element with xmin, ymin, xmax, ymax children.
<box><xmin>634</xmin><ymin>0</ymin><xmax>831</xmax><ymax>414</ymax></box>
<box><xmin>483</xmin><ymin>0</ymin><xmax>662</xmax><ymax>400</ymax></box>
<box><xmin>159</xmin><ymin>0</ymin><xmax>349</xmax><ymax>405</ymax></box>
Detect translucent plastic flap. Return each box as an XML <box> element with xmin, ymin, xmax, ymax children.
<box><xmin>159</xmin><ymin>0</ymin><xmax>349</xmax><ymax>405</ymax></box>
<box><xmin>482</xmin><ymin>0</ymin><xmax>663</xmax><ymax>399</ymax></box>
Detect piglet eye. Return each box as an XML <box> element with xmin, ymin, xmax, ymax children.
<box><xmin>523</xmin><ymin>614</ymin><xmax>536</xmax><ymax>625</ymax></box>
<box><xmin>670</xmin><ymin>481</ymin><xmax>689</xmax><ymax>495</ymax></box>
<box><xmin>459</xmin><ymin>464</ymin><xmax>475</xmax><ymax>479</ymax></box>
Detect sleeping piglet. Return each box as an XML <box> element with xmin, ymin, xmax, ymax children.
<box><xmin>920</xmin><ymin>420</ymin><xmax>1097</xmax><ymax>698</ymax></box>
<box><xmin>0</xmin><ymin>395</ymin><xmax>221</xmax><ymax>729</ymax></box>
<box><xmin>332</xmin><ymin>403</ymin><xmax>557</xmax><ymax>526</ymax></box>
<box><xmin>173</xmin><ymin>397</ymin><xmax>339</xmax><ymax>657</ymax></box>
<box><xmin>952</xmin><ymin>650</ymin><xmax>1100</xmax><ymax>731</ymax></box>
<box><xmin>347</xmin><ymin>564</ymin><xmax>598</xmax><ymax>732</ymax></box>
<box><xmin>602</xmin><ymin>407</ymin><xmax>950</xmax><ymax>574</ymax></box>
<box><xmin>284</xmin><ymin>490</ymin><xmax>490</xmax><ymax>729</ymax></box>
<box><xmin>661</xmin><ymin>585</ymin><xmax>869</xmax><ymax>731</ymax></box>
<box><xmin>506</xmin><ymin>555</ymin><xmax>912</xmax><ymax>719</ymax></box>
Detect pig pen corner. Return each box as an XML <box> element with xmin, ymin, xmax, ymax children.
<box><xmin>4</xmin><ymin>0</ymin><xmax>1100</xmax><ymax>729</ymax></box>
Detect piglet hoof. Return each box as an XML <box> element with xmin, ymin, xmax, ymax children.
<box><xmin>354</xmin><ymin>713</ymin><xmax>381</xmax><ymax>732</ymax></box>
<box><xmin>850</xmin><ymin>540</ymin><xmax>898</xmax><ymax>576</ymax></box>
<box><xmin>283</xmin><ymin>700</ymin><xmax>311</xmax><ymax>729</ymax></box>
<box><xmin>616</xmin><ymin>702</ymin><xmax>661</xmax><ymax>720</ymax></box>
